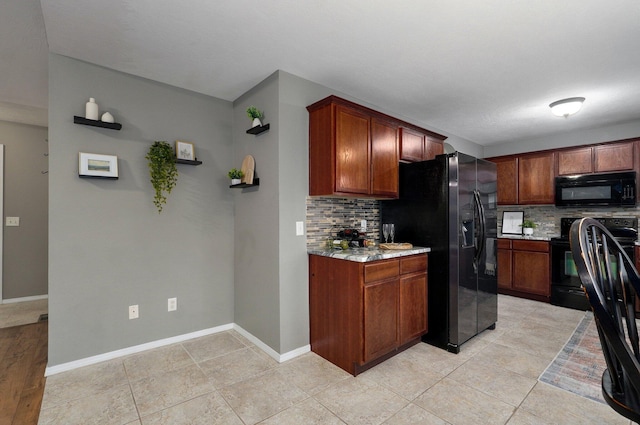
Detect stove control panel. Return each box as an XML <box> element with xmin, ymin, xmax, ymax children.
<box><xmin>559</xmin><ymin>217</ymin><xmax>638</xmax><ymax>240</ymax></box>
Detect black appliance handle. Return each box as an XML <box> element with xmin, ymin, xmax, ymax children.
<box><xmin>473</xmin><ymin>190</ymin><xmax>486</xmax><ymax>270</ymax></box>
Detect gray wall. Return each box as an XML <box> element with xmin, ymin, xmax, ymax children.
<box><xmin>277</xmin><ymin>72</ymin><xmax>331</xmax><ymax>353</ymax></box>
<box><xmin>0</xmin><ymin>120</ymin><xmax>48</xmax><ymax>299</ymax></box>
<box><xmin>484</xmin><ymin>119</ymin><xmax>640</xmax><ymax>157</ymax></box>
<box><xmin>48</xmin><ymin>54</ymin><xmax>235</xmax><ymax>366</ymax></box>
<box><xmin>232</xmin><ymin>73</ymin><xmax>281</xmax><ymax>351</ymax></box>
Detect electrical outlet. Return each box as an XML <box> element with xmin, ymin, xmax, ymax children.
<box><xmin>296</xmin><ymin>221</ymin><xmax>304</xmax><ymax>236</ymax></box>
<box><xmin>168</xmin><ymin>297</ymin><xmax>177</xmax><ymax>312</ymax></box>
<box><xmin>361</xmin><ymin>219</ymin><xmax>367</xmax><ymax>232</ymax></box>
<box><xmin>129</xmin><ymin>304</ymin><xmax>139</xmax><ymax>319</ymax></box>
<box><xmin>5</xmin><ymin>217</ymin><xmax>19</xmax><ymax>227</ymax></box>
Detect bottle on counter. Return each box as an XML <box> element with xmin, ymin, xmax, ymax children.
<box><xmin>85</xmin><ymin>97</ymin><xmax>99</xmax><ymax>120</ymax></box>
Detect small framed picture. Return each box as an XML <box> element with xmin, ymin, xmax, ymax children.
<box><xmin>176</xmin><ymin>140</ymin><xmax>195</xmax><ymax>161</ymax></box>
<box><xmin>78</xmin><ymin>152</ymin><xmax>118</xmax><ymax>179</ymax></box>
<box><xmin>502</xmin><ymin>211</ymin><xmax>524</xmax><ymax>235</ymax></box>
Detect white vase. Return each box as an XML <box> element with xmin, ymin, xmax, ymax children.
<box><xmin>523</xmin><ymin>227</ymin><xmax>534</xmax><ymax>236</ymax></box>
<box><xmin>252</xmin><ymin>118</ymin><xmax>262</xmax><ymax>128</ymax></box>
<box><xmin>85</xmin><ymin>97</ymin><xmax>99</xmax><ymax>120</ymax></box>
<box><xmin>101</xmin><ymin>112</ymin><xmax>114</xmax><ymax>123</ymax></box>
<box><xmin>231</xmin><ymin>178</ymin><xmax>241</xmax><ymax>185</ymax></box>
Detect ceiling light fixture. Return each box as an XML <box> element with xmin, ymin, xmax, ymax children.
<box><xmin>549</xmin><ymin>97</ymin><xmax>585</xmax><ymax>118</ymax></box>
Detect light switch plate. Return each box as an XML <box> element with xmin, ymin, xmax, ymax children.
<box><xmin>5</xmin><ymin>217</ymin><xmax>19</xmax><ymax>226</ymax></box>
<box><xmin>296</xmin><ymin>221</ymin><xmax>304</xmax><ymax>236</ymax></box>
<box><xmin>168</xmin><ymin>297</ymin><xmax>177</xmax><ymax>312</ymax></box>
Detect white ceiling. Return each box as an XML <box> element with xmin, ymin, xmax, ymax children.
<box><xmin>3</xmin><ymin>1</ymin><xmax>640</xmax><ymax>145</ymax></box>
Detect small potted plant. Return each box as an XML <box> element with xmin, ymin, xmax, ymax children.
<box><xmin>246</xmin><ymin>106</ymin><xmax>264</xmax><ymax>128</ymax></box>
<box><xmin>228</xmin><ymin>168</ymin><xmax>244</xmax><ymax>185</ymax></box>
<box><xmin>520</xmin><ymin>219</ymin><xmax>537</xmax><ymax>236</ymax></box>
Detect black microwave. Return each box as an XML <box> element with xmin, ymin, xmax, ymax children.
<box><xmin>555</xmin><ymin>171</ymin><xmax>637</xmax><ymax>207</ymax></box>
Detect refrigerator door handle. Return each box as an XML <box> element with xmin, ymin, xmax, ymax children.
<box><xmin>473</xmin><ymin>190</ymin><xmax>486</xmax><ymax>271</ymax></box>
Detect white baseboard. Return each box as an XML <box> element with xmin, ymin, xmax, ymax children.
<box><xmin>45</xmin><ymin>323</ymin><xmax>233</xmax><ymax>376</ymax></box>
<box><xmin>1</xmin><ymin>294</ymin><xmax>48</xmax><ymax>304</ymax></box>
<box><xmin>233</xmin><ymin>324</ymin><xmax>310</xmax><ymax>362</ymax></box>
<box><xmin>45</xmin><ymin>322</ymin><xmax>309</xmax><ymax>376</ymax></box>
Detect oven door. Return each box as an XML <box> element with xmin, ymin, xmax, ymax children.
<box><xmin>550</xmin><ymin>239</ymin><xmax>590</xmax><ymax>310</ymax></box>
<box><xmin>551</xmin><ymin>238</ymin><xmax>635</xmax><ymax>311</ymax></box>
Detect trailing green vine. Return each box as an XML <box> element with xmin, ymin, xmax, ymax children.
<box><xmin>146</xmin><ymin>141</ymin><xmax>178</xmax><ymax>213</ymax></box>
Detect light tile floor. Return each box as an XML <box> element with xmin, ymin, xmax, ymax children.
<box><xmin>0</xmin><ymin>298</ymin><xmax>48</xmax><ymax>328</ymax></box>
<box><xmin>37</xmin><ymin>295</ymin><xmax>633</xmax><ymax>424</ymax></box>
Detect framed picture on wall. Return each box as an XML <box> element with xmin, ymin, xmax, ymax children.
<box><xmin>78</xmin><ymin>152</ymin><xmax>118</xmax><ymax>179</ymax></box>
<box><xmin>175</xmin><ymin>140</ymin><xmax>195</xmax><ymax>161</ymax></box>
<box><xmin>502</xmin><ymin>211</ymin><xmax>524</xmax><ymax>234</ymax></box>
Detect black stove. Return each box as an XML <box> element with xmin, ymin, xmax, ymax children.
<box><xmin>550</xmin><ymin>217</ymin><xmax>638</xmax><ymax>310</ymax></box>
<box><xmin>552</xmin><ymin>217</ymin><xmax>638</xmax><ymax>244</ymax></box>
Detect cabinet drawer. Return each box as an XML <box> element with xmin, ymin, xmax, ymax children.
<box><xmin>512</xmin><ymin>240</ymin><xmax>549</xmax><ymax>252</ymax></box>
<box><xmin>364</xmin><ymin>260</ymin><xmax>399</xmax><ymax>283</ymax></box>
<box><xmin>497</xmin><ymin>239</ymin><xmax>512</xmax><ymax>249</ymax></box>
<box><xmin>400</xmin><ymin>254</ymin><xmax>427</xmax><ymax>275</ymax></box>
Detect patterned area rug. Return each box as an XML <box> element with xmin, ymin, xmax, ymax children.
<box><xmin>539</xmin><ymin>311</ymin><xmax>606</xmax><ymax>403</ymax></box>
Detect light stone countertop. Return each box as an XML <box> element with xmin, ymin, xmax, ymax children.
<box><xmin>308</xmin><ymin>246</ymin><xmax>430</xmax><ymax>263</ymax></box>
<box><xmin>498</xmin><ymin>234</ymin><xmax>554</xmax><ymax>241</ymax></box>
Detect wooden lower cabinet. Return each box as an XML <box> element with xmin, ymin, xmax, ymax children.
<box><xmin>497</xmin><ymin>239</ymin><xmax>513</xmax><ymax>290</ymax></box>
<box><xmin>309</xmin><ymin>253</ymin><xmax>428</xmax><ymax>375</ymax></box>
<box><xmin>363</xmin><ymin>279</ymin><xmax>398</xmax><ymax>362</ymax></box>
<box><xmin>498</xmin><ymin>239</ymin><xmax>550</xmax><ymax>302</ymax></box>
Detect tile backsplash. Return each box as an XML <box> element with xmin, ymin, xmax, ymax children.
<box><xmin>306</xmin><ymin>197</ymin><xmax>380</xmax><ymax>246</ymax></box>
<box><xmin>307</xmin><ymin>197</ymin><xmax>640</xmax><ymax>246</ymax></box>
<box><xmin>498</xmin><ymin>205</ymin><xmax>640</xmax><ymax>238</ymax></box>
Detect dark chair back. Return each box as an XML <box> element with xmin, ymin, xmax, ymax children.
<box><xmin>570</xmin><ymin>217</ymin><xmax>640</xmax><ymax>420</ymax></box>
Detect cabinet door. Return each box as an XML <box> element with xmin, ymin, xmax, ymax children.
<box><xmin>399</xmin><ymin>127</ymin><xmax>424</xmax><ymax>162</ymax></box>
<box><xmin>518</xmin><ymin>152</ymin><xmax>555</xmax><ymax>204</ymax></box>
<box><xmin>425</xmin><ymin>135</ymin><xmax>444</xmax><ymax>160</ymax></box>
<box><xmin>371</xmin><ymin>118</ymin><xmax>399</xmax><ymax>197</ymax></box>
<box><xmin>512</xmin><ymin>250</ymin><xmax>550</xmax><ymax>296</ymax></box>
<box><xmin>594</xmin><ymin>142</ymin><xmax>635</xmax><ymax>172</ymax></box>
<box><xmin>335</xmin><ymin>105</ymin><xmax>370</xmax><ymax>194</ymax></box>
<box><xmin>399</xmin><ymin>273</ymin><xmax>427</xmax><ymax>345</ymax></box>
<box><xmin>497</xmin><ymin>248</ymin><xmax>513</xmax><ymax>290</ymax></box>
<box><xmin>489</xmin><ymin>157</ymin><xmax>518</xmax><ymax>205</ymax></box>
<box><xmin>363</xmin><ymin>279</ymin><xmax>398</xmax><ymax>362</ymax></box>
<box><xmin>557</xmin><ymin>147</ymin><xmax>593</xmax><ymax>175</ymax></box>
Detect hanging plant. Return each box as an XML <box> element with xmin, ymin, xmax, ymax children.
<box><xmin>146</xmin><ymin>141</ymin><xmax>178</xmax><ymax>213</ymax></box>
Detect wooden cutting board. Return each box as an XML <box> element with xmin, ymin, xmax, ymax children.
<box><xmin>241</xmin><ymin>155</ymin><xmax>255</xmax><ymax>184</ymax></box>
<box><xmin>379</xmin><ymin>243</ymin><xmax>413</xmax><ymax>250</ymax></box>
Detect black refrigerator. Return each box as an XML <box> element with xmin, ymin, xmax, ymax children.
<box><xmin>381</xmin><ymin>152</ymin><xmax>498</xmax><ymax>353</ymax></box>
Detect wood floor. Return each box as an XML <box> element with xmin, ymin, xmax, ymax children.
<box><xmin>0</xmin><ymin>321</ymin><xmax>47</xmax><ymax>425</ymax></box>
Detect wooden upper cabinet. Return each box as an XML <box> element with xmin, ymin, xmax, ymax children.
<box><xmin>425</xmin><ymin>136</ymin><xmax>444</xmax><ymax>160</ymax></box>
<box><xmin>557</xmin><ymin>147</ymin><xmax>593</xmax><ymax>175</ymax></box>
<box><xmin>594</xmin><ymin>141</ymin><xmax>635</xmax><ymax>173</ymax></box>
<box><xmin>335</xmin><ymin>105</ymin><xmax>370</xmax><ymax>194</ymax></box>
<box><xmin>488</xmin><ymin>157</ymin><xmax>518</xmax><ymax>205</ymax></box>
<box><xmin>308</xmin><ymin>95</ymin><xmax>447</xmax><ymax>199</ymax></box>
<box><xmin>518</xmin><ymin>152</ymin><xmax>555</xmax><ymax>204</ymax></box>
<box><xmin>399</xmin><ymin>128</ymin><xmax>445</xmax><ymax>162</ymax></box>
<box><xmin>399</xmin><ymin>127</ymin><xmax>424</xmax><ymax>162</ymax></box>
<box><xmin>371</xmin><ymin>118</ymin><xmax>399</xmax><ymax>197</ymax></box>
<box><xmin>557</xmin><ymin>141</ymin><xmax>636</xmax><ymax>176</ymax></box>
